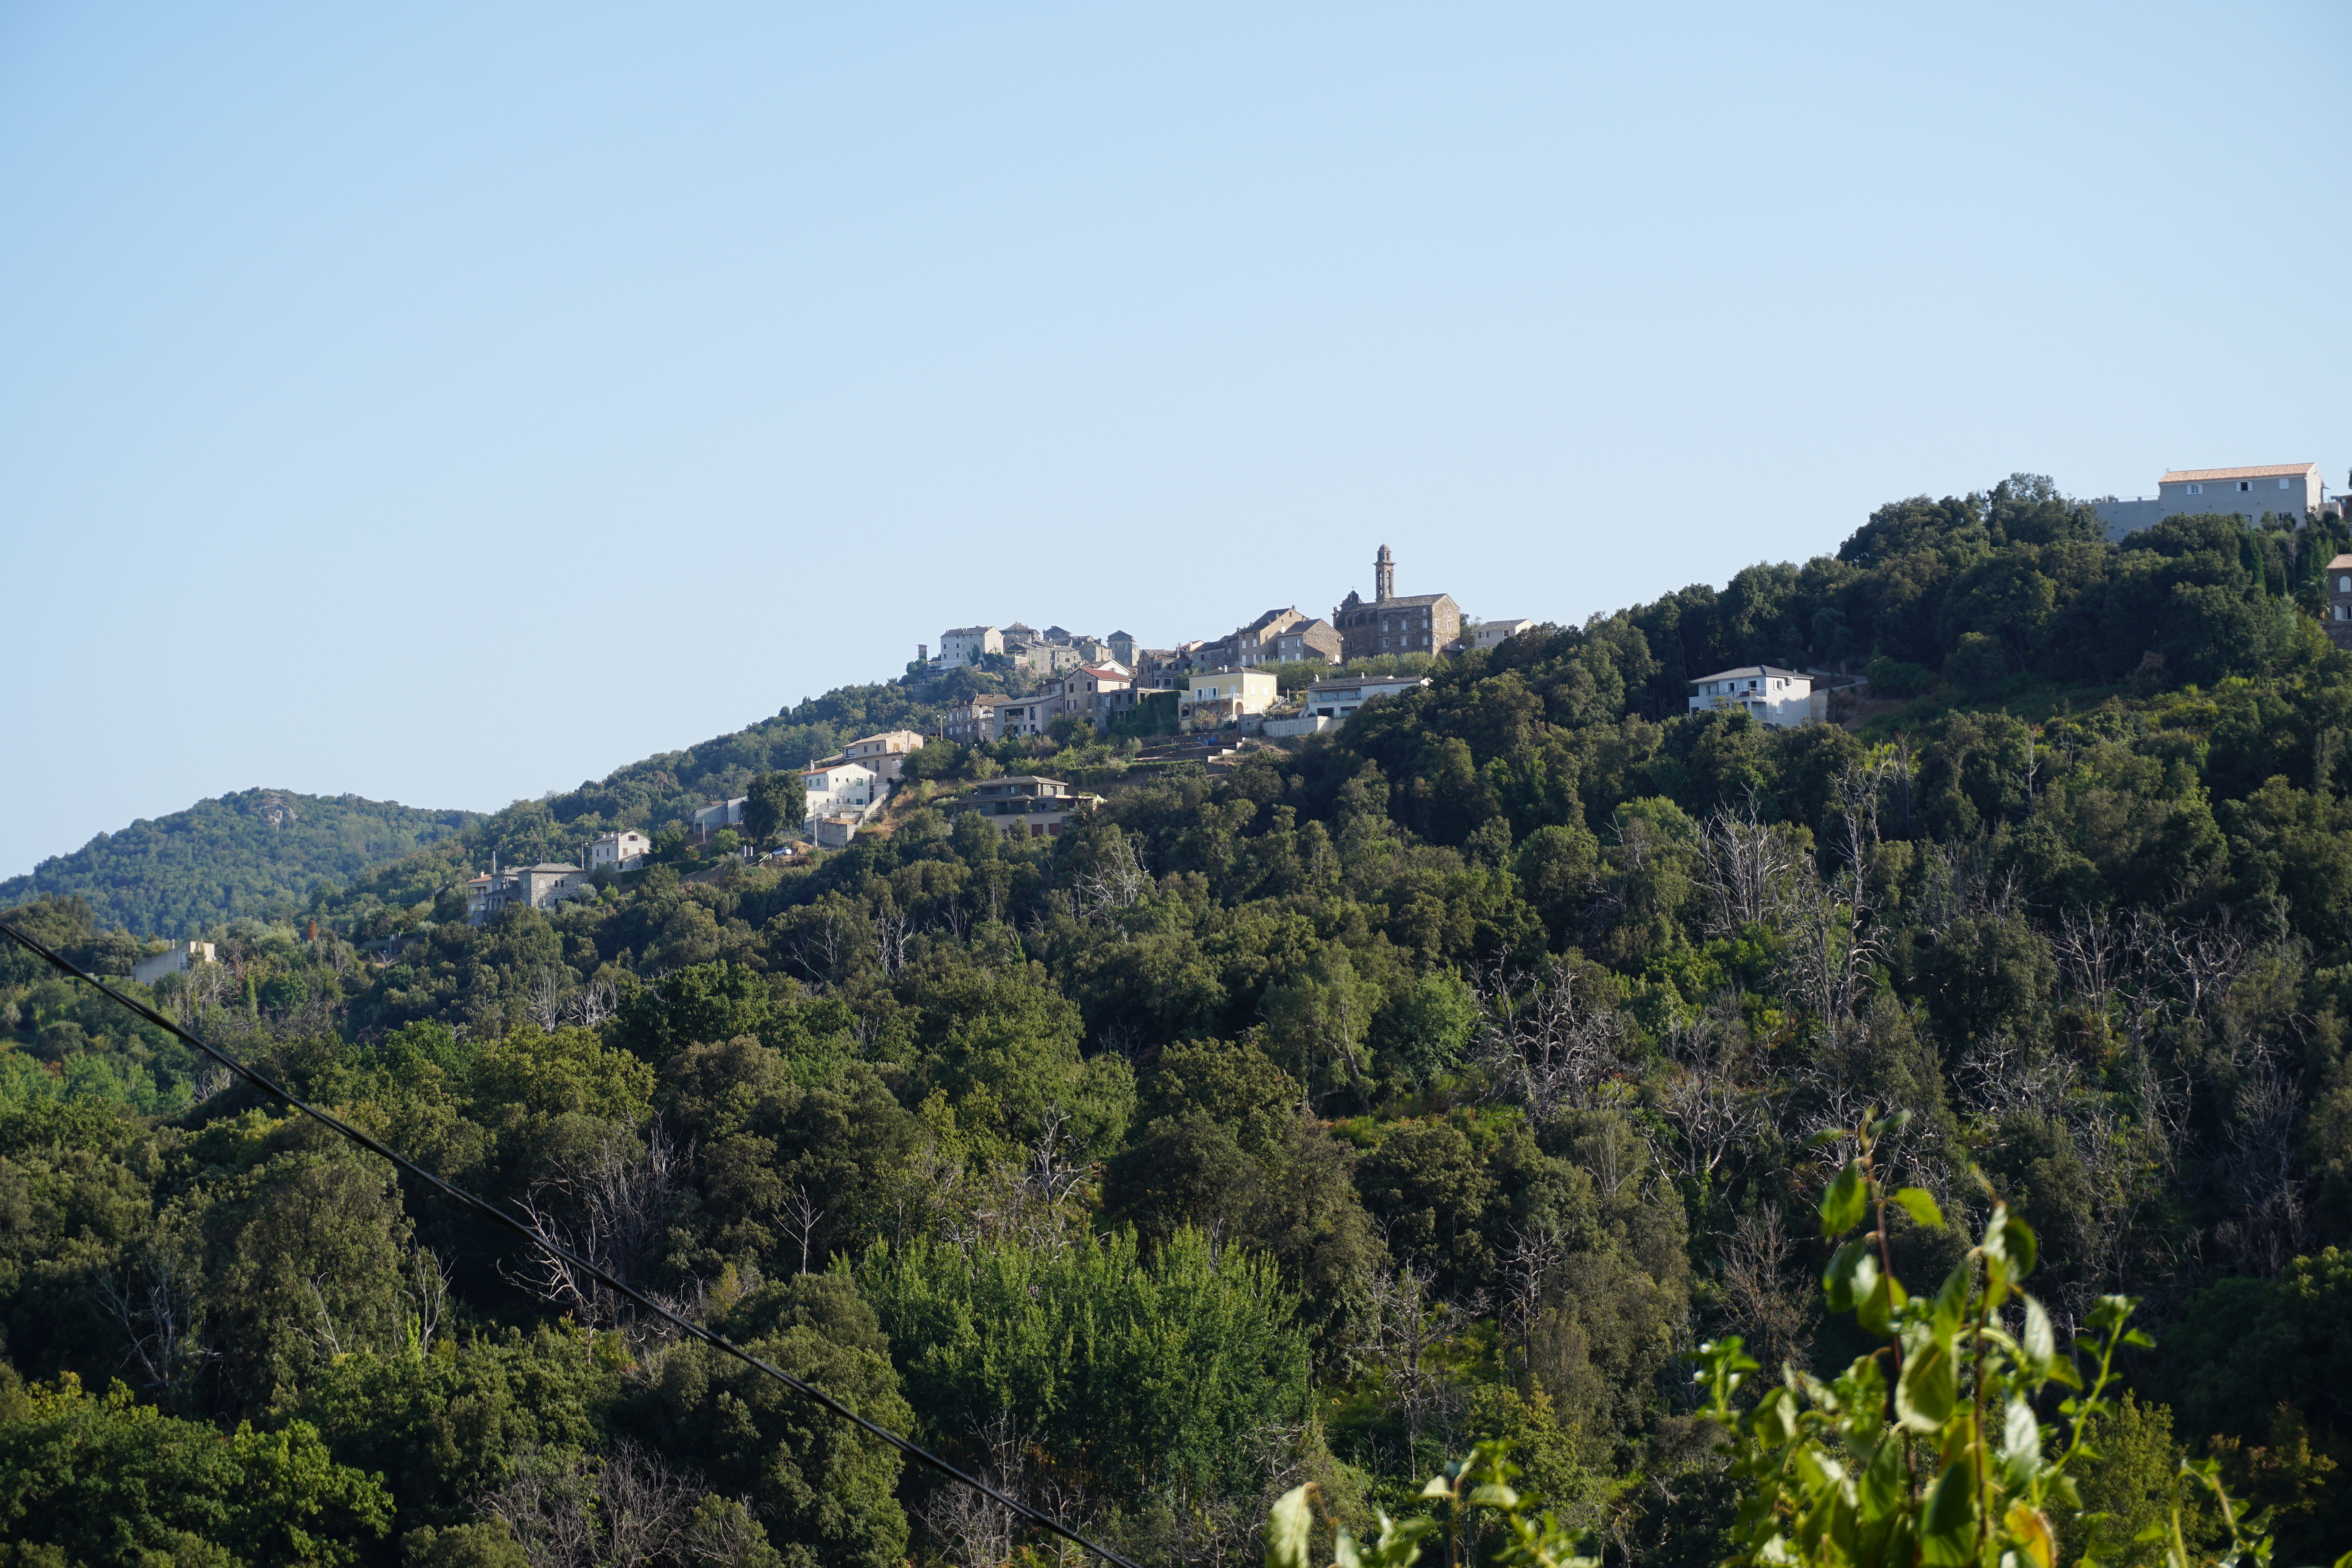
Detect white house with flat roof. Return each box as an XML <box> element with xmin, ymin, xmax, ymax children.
<box><xmin>1475</xmin><ymin>618</ymin><xmax>1537</xmax><ymax>651</ymax></box>
<box><xmin>1689</xmin><ymin>666</ymin><xmax>1816</xmax><ymax>728</ymax></box>
<box><xmin>800</xmin><ymin>759</ymin><xmax>878</xmax><ymax>828</ymax></box>
<box><xmin>133</xmin><ymin>940</ymin><xmax>216</xmax><ymax>987</ymax></box>
<box><xmin>2094</xmin><ymin>463</ymin><xmax>2333</xmax><ymax>541</ymax></box>
<box><xmin>1302</xmin><ymin>673</ymin><xmax>1430</xmax><ymax>722</ymax></box>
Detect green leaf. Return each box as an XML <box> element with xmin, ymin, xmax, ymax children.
<box><xmin>2022</xmin><ymin>1293</ymin><xmax>2056</xmax><ymax>1371</ymax></box>
<box><xmin>2001</xmin><ymin>1212</ymin><xmax>2038</xmax><ymax>1277</ymax></box>
<box><xmin>1895</xmin><ymin>1338</ymin><xmax>1956</xmax><ymax>1433</ymax></box>
<box><xmin>1266</xmin><ymin>1484</ymin><xmax>1316</xmax><ymax>1568</ymax></box>
<box><xmin>2003</xmin><ymin>1396</ymin><xmax>2042</xmax><ymax>1471</ymax></box>
<box><xmin>1919</xmin><ymin>1459</ymin><xmax>1980</xmax><ymax>1564</ymax></box>
<box><xmin>1869</xmin><ymin>1109</ymin><xmax>1912</xmax><ymax>1137</ymax></box>
<box><xmin>1860</xmin><ymin>1433</ymin><xmax>1905</xmax><ymax>1519</ymax></box>
<box><xmin>1857</xmin><ymin>1266</ymin><xmax>1907</xmax><ymax>1337</ymax></box>
<box><xmin>1822</xmin><ymin>1238</ymin><xmax>1875</xmax><ymax>1313</ymax></box>
<box><xmin>1820</xmin><ymin>1159</ymin><xmax>1868</xmax><ymax>1238</ymax></box>
<box><xmin>1890</xmin><ymin>1187</ymin><xmax>1944</xmax><ymax>1228</ymax></box>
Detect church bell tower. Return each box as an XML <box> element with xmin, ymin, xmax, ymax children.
<box><xmin>1374</xmin><ymin>543</ymin><xmax>1395</xmax><ymax>603</ymax></box>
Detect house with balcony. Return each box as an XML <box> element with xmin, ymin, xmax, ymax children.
<box><xmin>801</xmin><ymin>759</ymin><xmax>878</xmax><ymax>827</ymax></box>
<box><xmin>1302</xmin><ymin>673</ymin><xmax>1430</xmax><ymax>721</ymax></box>
<box><xmin>955</xmin><ymin>775</ymin><xmax>1101</xmax><ymax>840</ymax></box>
<box><xmin>944</xmin><ymin>693</ymin><xmax>1018</xmax><ymax>744</ymax></box>
<box><xmin>834</xmin><ymin>730</ymin><xmax>927</xmax><ymax>780</ymax></box>
<box><xmin>1182</xmin><ymin>668</ymin><xmax>1279</xmax><ymax>730</ymax></box>
<box><xmin>1688</xmin><ymin>666</ymin><xmax>1817</xmax><ymax>728</ymax></box>
<box><xmin>466</xmin><ymin>861</ymin><xmax>593</xmax><ymax>923</ymax></box>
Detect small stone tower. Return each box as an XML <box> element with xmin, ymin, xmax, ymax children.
<box><xmin>1374</xmin><ymin>543</ymin><xmax>1395</xmax><ymax>603</ymax></box>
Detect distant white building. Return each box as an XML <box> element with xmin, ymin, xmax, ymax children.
<box><xmin>1302</xmin><ymin>673</ymin><xmax>1430</xmax><ymax>721</ymax></box>
<box><xmin>1475</xmin><ymin>618</ymin><xmax>1537</xmax><ymax>651</ymax></box>
<box><xmin>587</xmin><ymin>830</ymin><xmax>652</xmax><ymax>871</ymax></box>
<box><xmin>2094</xmin><ymin>463</ymin><xmax>2333</xmax><ymax>541</ymax></box>
<box><xmin>691</xmin><ymin>797</ymin><xmax>747</xmax><ymax>840</ymax></box>
<box><xmin>801</xmin><ymin>759</ymin><xmax>878</xmax><ymax>828</ymax></box>
<box><xmin>940</xmin><ymin>626</ymin><xmax>1004</xmax><ymax>664</ymax></box>
<box><xmin>833</xmin><ymin>730</ymin><xmax>927</xmax><ymax>781</ymax></box>
<box><xmin>133</xmin><ymin>940</ymin><xmax>216</xmax><ymax>987</ymax></box>
<box><xmin>467</xmin><ymin>862</ymin><xmax>593</xmax><ymax>923</ymax></box>
<box><xmin>1688</xmin><ymin>666</ymin><xmax>1817</xmax><ymax>728</ymax></box>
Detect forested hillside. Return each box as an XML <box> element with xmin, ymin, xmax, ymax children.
<box><xmin>0</xmin><ymin>790</ymin><xmax>480</xmax><ymax>938</ymax></box>
<box><xmin>6</xmin><ymin>477</ymin><xmax>2352</xmax><ymax>1566</ymax></box>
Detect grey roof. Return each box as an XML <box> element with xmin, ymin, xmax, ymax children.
<box><xmin>1688</xmin><ymin>665</ymin><xmax>1807</xmax><ymax>684</ymax></box>
<box><xmin>1370</xmin><ymin>593</ymin><xmax>1455</xmax><ymax>609</ymax></box>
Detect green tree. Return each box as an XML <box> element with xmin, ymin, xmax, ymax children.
<box><xmin>743</xmin><ymin>771</ymin><xmax>807</xmax><ymax>849</ymax></box>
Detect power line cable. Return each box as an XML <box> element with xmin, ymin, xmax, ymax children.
<box><xmin>0</xmin><ymin>919</ymin><xmax>1144</xmax><ymax>1568</ymax></box>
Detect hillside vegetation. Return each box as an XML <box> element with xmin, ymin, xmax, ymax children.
<box><xmin>0</xmin><ymin>789</ymin><xmax>479</xmax><ymax>938</ymax></box>
<box><xmin>5</xmin><ymin>476</ymin><xmax>2352</xmax><ymax>1566</ymax></box>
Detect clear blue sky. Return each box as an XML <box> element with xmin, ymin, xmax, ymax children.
<box><xmin>4</xmin><ymin>1</ymin><xmax>2347</xmax><ymax>881</ymax></box>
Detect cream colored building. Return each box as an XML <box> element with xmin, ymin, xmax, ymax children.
<box><xmin>133</xmin><ymin>940</ymin><xmax>216</xmax><ymax>986</ymax></box>
<box><xmin>587</xmin><ymin>830</ymin><xmax>652</xmax><ymax>871</ymax></box>
<box><xmin>1182</xmin><ymin>668</ymin><xmax>1279</xmax><ymax>730</ymax></box>
<box><xmin>834</xmin><ymin>730</ymin><xmax>927</xmax><ymax>780</ymax></box>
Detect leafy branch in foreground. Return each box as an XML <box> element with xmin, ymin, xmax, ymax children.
<box><xmin>1696</xmin><ymin>1109</ymin><xmax>2277</xmax><ymax>1568</ymax></box>
<box><xmin>1267</xmin><ymin>1440</ymin><xmax>1597</xmax><ymax>1568</ymax></box>
<box><xmin>1265</xmin><ymin>1109</ymin><xmax>2336</xmax><ymax>1568</ymax></box>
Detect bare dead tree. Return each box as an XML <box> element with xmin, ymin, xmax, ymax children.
<box><xmin>505</xmin><ymin>1122</ymin><xmax>693</xmax><ymax>1337</ymax></box>
<box><xmin>917</xmin><ymin>1410</ymin><xmax>1027</xmax><ymax>1568</ymax></box>
<box><xmin>572</xmin><ymin>975</ymin><xmax>619</xmax><ymax>1030</ymax></box>
<box><xmin>1349</xmin><ymin>1265</ymin><xmax>1461</xmax><ymax>1470</ymax></box>
<box><xmin>484</xmin><ymin>1443</ymin><xmax>742</xmax><ymax>1568</ymax></box>
<box><xmin>1498</xmin><ymin>1225</ymin><xmax>1569</xmax><ymax>1395</ymax></box>
<box><xmin>942</xmin><ymin>1108</ymin><xmax>1088</xmax><ymax>1255</ymax></box>
<box><xmin>1694</xmin><ymin>794</ymin><xmax>1803</xmax><ymax>937</ymax></box>
<box><xmin>2213</xmin><ymin>1057</ymin><xmax>2311</xmax><ymax>1277</ymax></box>
<box><xmin>410</xmin><ymin>1243</ymin><xmax>452</xmax><ymax>1353</ymax></box>
<box><xmin>1656</xmin><ymin>1009</ymin><xmax>1769</xmax><ymax>1186</ymax></box>
<box><xmin>1070</xmin><ymin>834</ymin><xmax>1152</xmax><ymax>923</ymax></box>
<box><xmin>873</xmin><ymin>901</ymin><xmax>913</xmax><ymax>975</ymax></box>
<box><xmin>1472</xmin><ymin>962</ymin><xmax>1630</xmax><ymax>1115</ymax></box>
<box><xmin>1717</xmin><ymin>1205</ymin><xmax>1810</xmax><ymax>1374</ymax></box>
<box><xmin>782</xmin><ymin>1185</ymin><xmax>826</xmax><ymax>1275</ymax></box>
<box><xmin>95</xmin><ymin>1250</ymin><xmax>206</xmax><ymax>1402</ymax></box>
<box><xmin>526</xmin><ymin>968</ymin><xmax>573</xmax><ymax>1032</ymax></box>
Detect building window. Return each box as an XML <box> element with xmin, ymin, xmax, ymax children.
<box><xmin>2187</xmin><ymin>483</ymin><xmax>2204</xmax><ymax>495</ymax></box>
<box><xmin>2280</xmin><ymin>477</ymin><xmax>2293</xmax><ymax>490</ymax></box>
<box><xmin>2238</xmin><ymin>480</ymin><xmax>2252</xmax><ymax>492</ymax></box>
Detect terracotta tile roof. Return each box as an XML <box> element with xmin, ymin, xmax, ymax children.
<box><xmin>2160</xmin><ymin>463</ymin><xmax>2319</xmax><ymax>484</ymax></box>
<box><xmin>2329</xmin><ymin>554</ymin><xmax>2352</xmax><ymax>570</ymax></box>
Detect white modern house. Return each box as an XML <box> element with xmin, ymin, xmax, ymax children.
<box><xmin>2093</xmin><ymin>463</ymin><xmax>2333</xmax><ymax>541</ymax></box>
<box><xmin>1475</xmin><ymin>618</ymin><xmax>1537</xmax><ymax>651</ymax></box>
<box><xmin>1301</xmin><ymin>673</ymin><xmax>1430</xmax><ymax>721</ymax></box>
<box><xmin>1688</xmin><ymin>666</ymin><xmax>1816</xmax><ymax>728</ymax></box>
<box><xmin>801</xmin><ymin>758</ymin><xmax>879</xmax><ymax>827</ymax></box>
<box><xmin>587</xmin><ymin>830</ymin><xmax>652</xmax><ymax>871</ymax></box>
